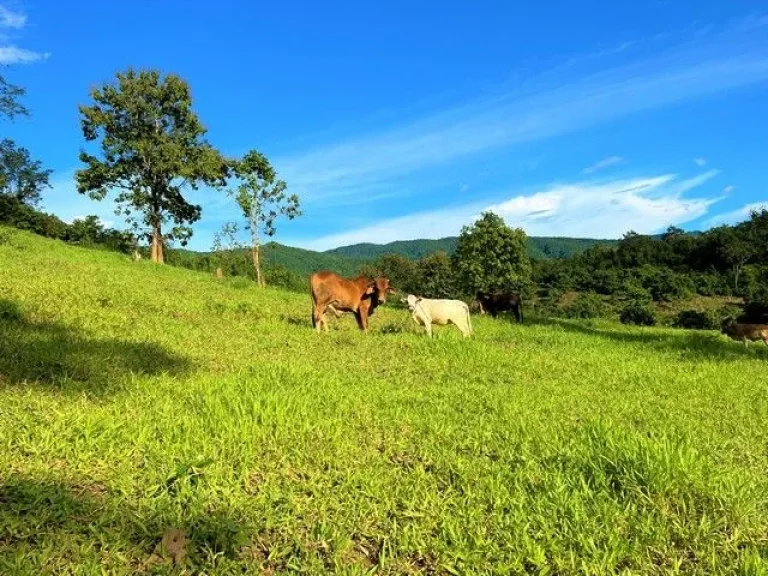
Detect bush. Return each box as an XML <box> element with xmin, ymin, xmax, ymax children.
<box><xmin>692</xmin><ymin>273</ymin><xmax>728</xmax><ymax>297</ymax></box>
<box><xmin>562</xmin><ymin>292</ymin><xmax>608</xmax><ymax>319</ymax></box>
<box><xmin>672</xmin><ymin>309</ymin><xmax>720</xmax><ymax>331</ymax></box>
<box><xmin>637</xmin><ymin>267</ymin><xmax>695</xmax><ymax>302</ymax></box>
<box><xmin>620</xmin><ymin>302</ymin><xmax>657</xmax><ymax>326</ymax></box>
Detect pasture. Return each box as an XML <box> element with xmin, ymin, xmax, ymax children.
<box><xmin>1</xmin><ymin>226</ymin><xmax>767</xmax><ymax>575</ymax></box>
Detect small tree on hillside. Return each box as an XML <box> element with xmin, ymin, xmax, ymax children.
<box><xmin>211</xmin><ymin>221</ymin><xmax>243</xmax><ymax>276</ymax></box>
<box><xmin>0</xmin><ymin>139</ymin><xmax>52</xmax><ymax>206</ymax></box>
<box><xmin>75</xmin><ymin>68</ymin><xmax>229</xmax><ymax>264</ymax></box>
<box><xmin>229</xmin><ymin>150</ymin><xmax>300</xmax><ymax>287</ymax></box>
<box><xmin>453</xmin><ymin>211</ymin><xmax>531</xmax><ymax>295</ymax></box>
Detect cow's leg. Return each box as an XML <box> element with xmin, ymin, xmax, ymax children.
<box><xmin>313</xmin><ymin>302</ymin><xmax>327</xmax><ymax>333</ymax></box>
<box><xmin>743</xmin><ymin>337</ymin><xmax>749</xmax><ymax>348</ymax></box>
<box><xmin>513</xmin><ymin>306</ymin><xmax>521</xmax><ymax>323</ymax></box>
<box><xmin>424</xmin><ymin>322</ymin><xmax>432</xmax><ymax>338</ymax></box>
<box><xmin>355</xmin><ymin>310</ymin><xmax>369</xmax><ymax>333</ymax></box>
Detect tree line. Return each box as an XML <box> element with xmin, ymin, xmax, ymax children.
<box><xmin>2</xmin><ymin>66</ymin><xmax>767</xmax><ymax>326</ymax></box>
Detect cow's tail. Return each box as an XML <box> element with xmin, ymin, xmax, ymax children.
<box><xmin>519</xmin><ymin>298</ymin><xmax>524</xmax><ymax>324</ymax></box>
<box><xmin>465</xmin><ymin>302</ymin><xmax>473</xmax><ymax>335</ymax></box>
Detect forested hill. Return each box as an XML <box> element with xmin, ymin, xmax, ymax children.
<box><xmin>326</xmin><ymin>236</ymin><xmax>619</xmax><ymax>260</ymax></box>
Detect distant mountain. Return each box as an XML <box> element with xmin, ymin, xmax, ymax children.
<box><xmin>260</xmin><ymin>242</ymin><xmax>365</xmax><ymax>276</ymax></box>
<box><xmin>326</xmin><ymin>236</ymin><xmax>618</xmax><ymax>261</ymax></box>
<box><xmin>168</xmin><ymin>241</ymin><xmax>366</xmax><ymax>278</ymax></box>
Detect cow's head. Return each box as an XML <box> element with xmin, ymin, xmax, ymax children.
<box><xmin>366</xmin><ymin>276</ymin><xmax>395</xmax><ymax>304</ymax></box>
<box><xmin>405</xmin><ymin>294</ymin><xmax>420</xmax><ymax>311</ymax></box>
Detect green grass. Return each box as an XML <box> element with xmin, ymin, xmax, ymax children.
<box><xmin>1</xmin><ymin>226</ymin><xmax>767</xmax><ymax>575</ymax></box>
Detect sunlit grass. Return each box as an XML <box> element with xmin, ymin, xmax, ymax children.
<box><xmin>1</xmin><ymin>226</ymin><xmax>767</xmax><ymax>575</ymax></box>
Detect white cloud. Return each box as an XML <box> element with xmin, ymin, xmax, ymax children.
<box><xmin>0</xmin><ymin>5</ymin><xmax>48</xmax><ymax>64</ymax></box>
<box><xmin>275</xmin><ymin>19</ymin><xmax>768</xmax><ymax>204</ymax></box>
<box><xmin>303</xmin><ymin>172</ymin><xmax>722</xmax><ymax>250</ymax></box>
<box><xmin>0</xmin><ymin>45</ymin><xmax>48</xmax><ymax>64</ymax></box>
<box><xmin>722</xmin><ymin>184</ymin><xmax>735</xmax><ymax>194</ymax></box>
<box><xmin>705</xmin><ymin>202</ymin><xmax>768</xmax><ymax>227</ymax></box>
<box><xmin>0</xmin><ymin>5</ymin><xmax>26</xmax><ymax>29</ymax></box>
<box><xmin>582</xmin><ymin>156</ymin><xmax>624</xmax><ymax>174</ymax></box>
<box><xmin>694</xmin><ymin>157</ymin><xmax>707</xmax><ymax>167</ymax></box>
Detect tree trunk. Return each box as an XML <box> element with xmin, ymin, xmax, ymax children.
<box><xmin>252</xmin><ymin>243</ymin><xmax>264</xmax><ymax>287</ymax></box>
<box><xmin>151</xmin><ymin>223</ymin><xmax>164</xmax><ymax>264</ymax></box>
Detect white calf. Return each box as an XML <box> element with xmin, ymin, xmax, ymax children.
<box><xmin>406</xmin><ymin>294</ymin><xmax>473</xmax><ymax>338</ymax></box>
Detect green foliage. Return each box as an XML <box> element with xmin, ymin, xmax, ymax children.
<box><xmin>229</xmin><ymin>150</ymin><xmax>300</xmax><ymax>287</ymax></box>
<box><xmin>0</xmin><ymin>74</ymin><xmax>28</xmax><ymax>120</ymax></box>
<box><xmin>210</xmin><ymin>222</ymin><xmax>243</xmax><ymax>276</ymax></box>
<box><xmin>672</xmin><ymin>309</ymin><xmax>721</xmax><ymax>331</ymax></box>
<box><xmin>561</xmin><ymin>292</ymin><xmax>609</xmax><ymax>319</ymax></box>
<box><xmin>636</xmin><ymin>266</ymin><xmax>695</xmax><ymax>302</ymax></box>
<box><xmin>2</xmin><ymin>228</ymin><xmax>768</xmax><ymax>574</ymax></box>
<box><xmin>453</xmin><ymin>211</ymin><xmax>532</xmax><ymax>294</ymax></box>
<box><xmin>620</xmin><ymin>302</ymin><xmax>657</xmax><ymax>326</ymax></box>
<box><xmin>75</xmin><ymin>68</ymin><xmax>229</xmax><ymax>262</ymax></box>
<box><xmin>415</xmin><ymin>250</ymin><xmax>459</xmax><ymax>298</ymax></box>
<box><xmin>0</xmin><ymin>139</ymin><xmax>52</xmax><ymax>207</ymax></box>
<box><xmin>360</xmin><ymin>253</ymin><xmax>419</xmax><ymax>294</ymax></box>
<box><xmin>0</xmin><ymin>196</ymin><xmax>134</xmax><ymax>253</ymax></box>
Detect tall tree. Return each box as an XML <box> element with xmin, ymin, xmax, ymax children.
<box><xmin>0</xmin><ymin>139</ymin><xmax>52</xmax><ymax>206</ymax></box>
<box><xmin>416</xmin><ymin>250</ymin><xmax>458</xmax><ymax>298</ymax></box>
<box><xmin>0</xmin><ymin>75</ymin><xmax>28</xmax><ymax>121</ymax></box>
<box><xmin>229</xmin><ymin>150</ymin><xmax>300</xmax><ymax>287</ymax></box>
<box><xmin>453</xmin><ymin>211</ymin><xmax>532</xmax><ymax>294</ymax></box>
<box><xmin>75</xmin><ymin>68</ymin><xmax>229</xmax><ymax>263</ymax></box>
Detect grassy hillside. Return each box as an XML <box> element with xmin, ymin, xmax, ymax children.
<box><xmin>1</xmin><ymin>226</ymin><xmax>767</xmax><ymax>574</ymax></box>
<box><xmin>327</xmin><ymin>236</ymin><xmax>618</xmax><ymax>261</ymax></box>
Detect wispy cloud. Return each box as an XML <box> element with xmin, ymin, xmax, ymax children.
<box><xmin>0</xmin><ymin>45</ymin><xmax>48</xmax><ymax>64</ymax></box>
<box><xmin>0</xmin><ymin>4</ymin><xmax>48</xmax><ymax>64</ymax></box>
<box><xmin>302</xmin><ymin>172</ymin><xmax>722</xmax><ymax>250</ymax></box>
<box><xmin>582</xmin><ymin>156</ymin><xmax>624</xmax><ymax>174</ymax></box>
<box><xmin>722</xmin><ymin>184</ymin><xmax>735</xmax><ymax>194</ymax></box>
<box><xmin>275</xmin><ymin>18</ymin><xmax>768</xmax><ymax>205</ymax></box>
<box><xmin>705</xmin><ymin>201</ymin><xmax>768</xmax><ymax>227</ymax></box>
<box><xmin>694</xmin><ymin>157</ymin><xmax>707</xmax><ymax>167</ymax></box>
<box><xmin>0</xmin><ymin>5</ymin><xmax>25</xmax><ymax>29</ymax></box>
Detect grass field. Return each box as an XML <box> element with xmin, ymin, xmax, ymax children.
<box><xmin>1</xmin><ymin>226</ymin><xmax>767</xmax><ymax>575</ymax></box>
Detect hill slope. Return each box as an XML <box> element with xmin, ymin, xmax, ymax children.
<box><xmin>1</xmin><ymin>225</ymin><xmax>767</xmax><ymax>574</ymax></box>
<box><xmin>327</xmin><ymin>235</ymin><xmax>618</xmax><ymax>260</ymax></box>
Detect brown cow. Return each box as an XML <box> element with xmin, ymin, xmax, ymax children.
<box><xmin>310</xmin><ymin>271</ymin><xmax>395</xmax><ymax>333</ymax></box>
<box><xmin>721</xmin><ymin>317</ymin><xmax>768</xmax><ymax>347</ymax></box>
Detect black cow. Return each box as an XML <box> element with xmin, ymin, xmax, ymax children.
<box><xmin>476</xmin><ymin>291</ymin><xmax>523</xmax><ymax>323</ymax></box>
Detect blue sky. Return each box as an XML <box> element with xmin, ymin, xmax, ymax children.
<box><xmin>2</xmin><ymin>1</ymin><xmax>767</xmax><ymax>251</ymax></box>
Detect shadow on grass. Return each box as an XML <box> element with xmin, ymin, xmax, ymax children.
<box><xmin>0</xmin><ymin>475</ymin><xmax>253</xmax><ymax>572</ymax></box>
<box><xmin>0</xmin><ymin>299</ymin><xmax>192</xmax><ymax>396</ymax></box>
<box><xmin>525</xmin><ymin>314</ymin><xmax>765</xmax><ymax>361</ymax></box>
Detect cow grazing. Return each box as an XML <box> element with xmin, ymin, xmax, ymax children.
<box><xmin>476</xmin><ymin>291</ymin><xmax>524</xmax><ymax>323</ymax></box>
<box><xmin>406</xmin><ymin>294</ymin><xmax>473</xmax><ymax>338</ymax></box>
<box><xmin>310</xmin><ymin>270</ymin><xmax>395</xmax><ymax>333</ymax></box>
<box><xmin>721</xmin><ymin>318</ymin><xmax>768</xmax><ymax>347</ymax></box>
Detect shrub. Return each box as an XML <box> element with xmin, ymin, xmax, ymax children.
<box><xmin>562</xmin><ymin>292</ymin><xmax>608</xmax><ymax>319</ymax></box>
<box><xmin>672</xmin><ymin>310</ymin><xmax>720</xmax><ymax>331</ymax></box>
<box><xmin>620</xmin><ymin>302</ymin><xmax>657</xmax><ymax>326</ymax></box>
